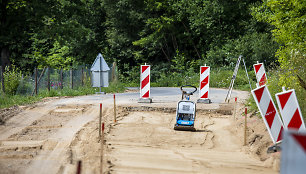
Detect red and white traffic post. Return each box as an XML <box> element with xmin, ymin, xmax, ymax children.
<box><xmin>197</xmin><ymin>65</ymin><xmax>211</xmax><ymax>103</ymax></box>
<box><xmin>275</xmin><ymin>88</ymin><xmax>305</xmax><ymax>131</ymax></box>
<box><xmin>280</xmin><ymin>130</ymin><xmax>306</xmax><ymax>174</ymax></box>
<box><xmin>253</xmin><ymin>62</ymin><xmax>267</xmax><ymax>86</ymax></box>
<box><xmin>139</xmin><ymin>64</ymin><xmax>152</xmax><ymax>103</ymax></box>
<box><xmin>113</xmin><ymin>94</ymin><xmax>117</xmax><ymax>123</ymax></box>
<box><xmin>251</xmin><ymin>85</ymin><xmax>284</xmax><ymax>144</ymax></box>
<box><xmin>100</xmin><ymin>122</ymin><xmax>105</xmax><ymax>174</ymax></box>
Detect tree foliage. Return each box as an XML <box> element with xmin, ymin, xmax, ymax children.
<box><xmin>1</xmin><ymin>0</ymin><xmax>281</xmax><ymax>75</ymax></box>
<box><xmin>252</xmin><ymin>0</ymin><xmax>305</xmax><ymax>93</ymax></box>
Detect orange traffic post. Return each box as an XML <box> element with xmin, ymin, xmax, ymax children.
<box><xmin>100</xmin><ymin>123</ymin><xmax>105</xmax><ymax>174</ymax></box>
<box><xmin>233</xmin><ymin>97</ymin><xmax>237</xmax><ymax>120</ymax></box>
<box><xmin>99</xmin><ymin>103</ymin><xmax>102</xmax><ymax>137</ymax></box>
<box><xmin>114</xmin><ymin>94</ymin><xmax>117</xmax><ymax>123</ymax></box>
<box><xmin>76</xmin><ymin>160</ymin><xmax>82</xmax><ymax>174</ymax></box>
<box><xmin>244</xmin><ymin>108</ymin><xmax>247</xmax><ymax>146</ymax></box>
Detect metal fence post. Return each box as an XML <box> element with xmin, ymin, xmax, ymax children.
<box><xmin>47</xmin><ymin>67</ymin><xmax>50</xmax><ymax>91</ymax></box>
<box><xmin>112</xmin><ymin>62</ymin><xmax>117</xmax><ymax>82</ymax></box>
<box><xmin>70</xmin><ymin>68</ymin><xmax>73</xmax><ymax>89</ymax></box>
<box><xmin>81</xmin><ymin>67</ymin><xmax>84</xmax><ymax>86</ymax></box>
<box><xmin>60</xmin><ymin>68</ymin><xmax>63</xmax><ymax>89</ymax></box>
<box><xmin>35</xmin><ymin>68</ymin><xmax>38</xmax><ymax>95</ymax></box>
<box><xmin>0</xmin><ymin>66</ymin><xmax>4</xmax><ymax>94</ymax></box>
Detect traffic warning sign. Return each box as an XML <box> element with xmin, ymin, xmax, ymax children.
<box><xmin>140</xmin><ymin>65</ymin><xmax>150</xmax><ymax>98</ymax></box>
<box><xmin>253</xmin><ymin>62</ymin><xmax>267</xmax><ymax>86</ymax></box>
<box><xmin>199</xmin><ymin>66</ymin><xmax>210</xmax><ymax>99</ymax></box>
<box><xmin>276</xmin><ymin>89</ymin><xmax>306</xmax><ymax>131</ymax></box>
<box><xmin>252</xmin><ymin>85</ymin><xmax>284</xmax><ymax>143</ymax></box>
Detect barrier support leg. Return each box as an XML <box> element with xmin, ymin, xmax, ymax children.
<box><xmin>244</xmin><ymin>108</ymin><xmax>247</xmax><ymax>146</ymax></box>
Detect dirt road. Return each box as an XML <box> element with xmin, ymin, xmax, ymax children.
<box><xmin>105</xmin><ymin>109</ymin><xmax>276</xmax><ymax>174</ymax></box>
<box><xmin>0</xmin><ymin>89</ymin><xmax>279</xmax><ymax>174</ymax></box>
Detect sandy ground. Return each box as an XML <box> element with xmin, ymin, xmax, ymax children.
<box><xmin>0</xmin><ymin>89</ymin><xmax>280</xmax><ymax>174</ymax></box>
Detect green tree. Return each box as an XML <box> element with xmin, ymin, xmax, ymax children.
<box><xmin>253</xmin><ymin>0</ymin><xmax>305</xmax><ymax>89</ymax></box>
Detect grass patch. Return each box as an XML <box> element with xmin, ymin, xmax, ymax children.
<box><xmin>0</xmin><ymin>81</ymin><xmax>126</xmax><ymax>109</ymax></box>
<box><xmin>123</xmin><ymin>67</ymin><xmax>257</xmax><ymax>90</ymax></box>
<box><xmin>0</xmin><ymin>94</ymin><xmax>41</xmax><ymax>109</ymax></box>
<box><xmin>246</xmin><ymin>69</ymin><xmax>305</xmax><ymax>120</ymax></box>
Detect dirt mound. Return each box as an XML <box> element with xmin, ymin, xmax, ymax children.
<box><xmin>230</xmin><ymin>106</ymin><xmax>281</xmax><ymax>171</ymax></box>
<box><xmin>0</xmin><ymin>106</ymin><xmax>22</xmax><ymax>125</ymax></box>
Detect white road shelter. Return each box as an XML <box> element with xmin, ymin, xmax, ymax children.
<box><xmin>91</xmin><ymin>53</ymin><xmax>110</xmax><ymax>88</ymax></box>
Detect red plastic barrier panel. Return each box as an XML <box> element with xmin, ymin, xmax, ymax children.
<box><xmin>253</xmin><ymin>62</ymin><xmax>267</xmax><ymax>86</ymax></box>
<box><xmin>140</xmin><ymin>65</ymin><xmax>150</xmax><ymax>98</ymax></box>
<box><xmin>199</xmin><ymin>66</ymin><xmax>210</xmax><ymax>99</ymax></box>
<box><xmin>276</xmin><ymin>89</ymin><xmax>306</xmax><ymax>131</ymax></box>
<box><xmin>252</xmin><ymin>85</ymin><xmax>284</xmax><ymax>143</ymax></box>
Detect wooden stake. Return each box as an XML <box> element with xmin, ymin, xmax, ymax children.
<box><xmin>99</xmin><ymin>103</ymin><xmax>102</xmax><ymax>137</ymax></box>
<box><xmin>233</xmin><ymin>97</ymin><xmax>237</xmax><ymax>119</ymax></box>
<box><xmin>114</xmin><ymin>94</ymin><xmax>117</xmax><ymax>123</ymax></box>
<box><xmin>76</xmin><ymin>160</ymin><xmax>82</xmax><ymax>174</ymax></box>
<box><xmin>244</xmin><ymin>108</ymin><xmax>247</xmax><ymax>146</ymax></box>
<box><xmin>32</xmin><ymin>67</ymin><xmax>46</xmax><ymax>96</ymax></box>
<box><xmin>100</xmin><ymin>123</ymin><xmax>105</xmax><ymax>174</ymax></box>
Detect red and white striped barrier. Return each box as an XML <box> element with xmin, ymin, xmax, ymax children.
<box><xmin>253</xmin><ymin>62</ymin><xmax>267</xmax><ymax>86</ymax></box>
<box><xmin>280</xmin><ymin>130</ymin><xmax>306</xmax><ymax>174</ymax></box>
<box><xmin>140</xmin><ymin>65</ymin><xmax>150</xmax><ymax>98</ymax></box>
<box><xmin>251</xmin><ymin>85</ymin><xmax>284</xmax><ymax>143</ymax></box>
<box><xmin>276</xmin><ymin>89</ymin><xmax>305</xmax><ymax>131</ymax></box>
<box><xmin>199</xmin><ymin>66</ymin><xmax>210</xmax><ymax>99</ymax></box>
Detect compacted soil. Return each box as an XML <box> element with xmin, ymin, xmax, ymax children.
<box><xmin>0</xmin><ymin>89</ymin><xmax>279</xmax><ymax>174</ymax></box>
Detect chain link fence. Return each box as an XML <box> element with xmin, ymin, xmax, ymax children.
<box><xmin>0</xmin><ymin>63</ymin><xmax>118</xmax><ymax>96</ymax></box>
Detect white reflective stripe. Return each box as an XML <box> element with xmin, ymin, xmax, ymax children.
<box><xmin>277</xmin><ymin>90</ymin><xmax>306</xmax><ymax>131</ymax></box>
<box><xmin>298</xmin><ymin>126</ymin><xmax>304</xmax><ymax>132</ymax></box>
<box><xmin>256</xmin><ymin>65</ymin><xmax>265</xmax><ymax>82</ymax></box>
<box><xmin>140</xmin><ymin>83</ymin><xmax>150</xmax><ymax>97</ymax></box>
<box><xmin>259</xmin><ymin>87</ymin><xmax>270</xmax><ymax>116</ymax></box>
<box><xmin>270</xmin><ymin>113</ymin><xmax>282</xmax><ymax>142</ymax></box>
<box><xmin>200</xmin><ymin>68</ymin><xmax>210</xmax><ymax>81</ymax></box>
<box><xmin>141</xmin><ymin>67</ymin><xmax>150</xmax><ymax>82</ymax></box>
<box><xmin>200</xmin><ymin>83</ymin><xmax>209</xmax><ymax>98</ymax></box>
<box><xmin>281</xmin><ymin>93</ymin><xmax>297</xmax><ymax>127</ymax></box>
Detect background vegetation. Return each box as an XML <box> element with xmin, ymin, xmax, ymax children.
<box><xmin>0</xmin><ymin>0</ymin><xmax>305</xmax><ymax>116</ymax></box>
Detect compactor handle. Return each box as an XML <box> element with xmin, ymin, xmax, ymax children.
<box><xmin>180</xmin><ymin>85</ymin><xmax>197</xmax><ymax>100</ymax></box>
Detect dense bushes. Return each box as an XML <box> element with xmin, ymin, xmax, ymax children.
<box><xmin>3</xmin><ymin>66</ymin><xmax>22</xmax><ymax>95</ymax></box>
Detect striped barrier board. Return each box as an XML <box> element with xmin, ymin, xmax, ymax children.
<box><xmin>140</xmin><ymin>65</ymin><xmax>150</xmax><ymax>98</ymax></box>
<box><xmin>199</xmin><ymin>66</ymin><xmax>210</xmax><ymax>99</ymax></box>
<box><xmin>276</xmin><ymin>89</ymin><xmax>305</xmax><ymax>131</ymax></box>
<box><xmin>253</xmin><ymin>62</ymin><xmax>267</xmax><ymax>86</ymax></box>
<box><xmin>280</xmin><ymin>130</ymin><xmax>306</xmax><ymax>174</ymax></box>
<box><xmin>251</xmin><ymin>85</ymin><xmax>284</xmax><ymax>143</ymax></box>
